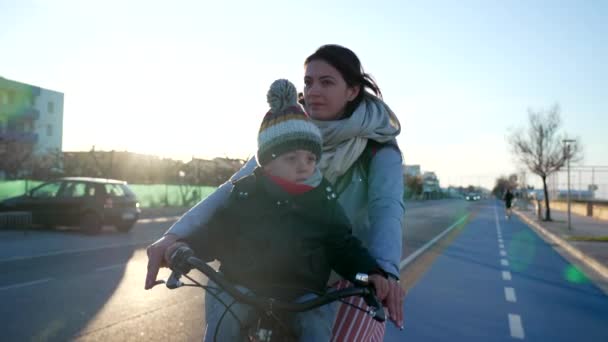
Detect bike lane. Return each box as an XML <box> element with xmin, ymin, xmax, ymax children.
<box><xmin>386</xmin><ymin>201</ymin><xmax>608</xmax><ymax>341</ymax></box>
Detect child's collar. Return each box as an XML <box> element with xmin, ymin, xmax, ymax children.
<box><xmin>263</xmin><ymin>171</ymin><xmax>315</xmax><ymax>195</ymax></box>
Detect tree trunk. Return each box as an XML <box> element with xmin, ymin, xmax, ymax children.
<box><xmin>542</xmin><ymin>176</ymin><xmax>551</xmax><ymax>221</ymax></box>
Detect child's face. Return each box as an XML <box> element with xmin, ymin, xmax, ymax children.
<box><xmin>263</xmin><ymin>149</ymin><xmax>317</xmax><ymax>183</ymax></box>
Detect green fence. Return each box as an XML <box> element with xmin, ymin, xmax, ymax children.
<box><xmin>0</xmin><ymin>180</ymin><xmax>217</xmax><ymax>208</ymax></box>
<box><xmin>0</xmin><ymin>180</ymin><xmax>44</xmax><ymax>200</ymax></box>
<box><xmin>128</xmin><ymin>184</ymin><xmax>217</xmax><ymax>208</ymax></box>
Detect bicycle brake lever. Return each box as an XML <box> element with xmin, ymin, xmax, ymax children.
<box><xmin>363</xmin><ymin>290</ymin><xmax>387</xmax><ymax>323</ymax></box>
<box><xmin>166</xmin><ymin>270</ymin><xmax>183</xmax><ymax>289</ymax></box>
<box><xmin>148</xmin><ymin>279</ymin><xmax>166</xmax><ymax>289</ymax></box>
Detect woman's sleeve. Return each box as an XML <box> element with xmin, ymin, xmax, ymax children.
<box><xmin>164</xmin><ymin>157</ymin><xmax>258</xmax><ymax>238</ymax></box>
<box><xmin>367</xmin><ymin>146</ymin><xmax>405</xmax><ymax>278</ymax></box>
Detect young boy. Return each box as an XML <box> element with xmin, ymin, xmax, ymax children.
<box><xmin>165</xmin><ymin>79</ymin><xmax>389</xmax><ymax>341</ymax></box>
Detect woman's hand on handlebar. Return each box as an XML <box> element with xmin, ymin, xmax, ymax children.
<box><xmin>144</xmin><ymin>234</ymin><xmax>180</xmax><ymax>290</ymax></box>
<box><xmin>368</xmin><ymin>274</ymin><xmax>389</xmax><ymax>301</ymax></box>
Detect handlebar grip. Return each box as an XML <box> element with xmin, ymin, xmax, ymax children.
<box><xmin>355</xmin><ymin>273</ymin><xmax>386</xmax><ymax>322</ymax></box>
<box><xmin>170</xmin><ymin>245</ymin><xmax>195</xmax><ymax>274</ymax></box>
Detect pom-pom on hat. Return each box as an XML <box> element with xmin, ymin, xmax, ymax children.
<box><xmin>257</xmin><ymin>79</ymin><xmax>323</xmax><ymax>166</ymax></box>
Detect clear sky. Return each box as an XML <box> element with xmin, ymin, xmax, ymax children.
<box><xmin>1</xmin><ymin>0</ymin><xmax>607</xmax><ymax>189</ymax></box>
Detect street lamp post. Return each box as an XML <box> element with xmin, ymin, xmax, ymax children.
<box><xmin>563</xmin><ymin>139</ymin><xmax>575</xmax><ymax>231</ymax></box>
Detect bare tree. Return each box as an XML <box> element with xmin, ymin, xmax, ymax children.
<box><xmin>508</xmin><ymin>104</ymin><xmax>582</xmax><ymax>221</ymax></box>
<box><xmin>0</xmin><ymin>139</ymin><xmax>34</xmax><ymax>179</ymax></box>
<box><xmin>404</xmin><ymin>175</ymin><xmax>423</xmax><ymax>199</ymax></box>
<box><xmin>28</xmin><ymin>148</ymin><xmax>64</xmax><ymax>180</ymax></box>
<box><xmin>492</xmin><ymin>173</ymin><xmax>518</xmax><ymax>198</ymax></box>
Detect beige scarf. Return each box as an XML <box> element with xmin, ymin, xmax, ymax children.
<box><xmin>313</xmin><ymin>94</ymin><xmax>401</xmax><ymax>183</ymax></box>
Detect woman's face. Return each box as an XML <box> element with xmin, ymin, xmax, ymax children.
<box><xmin>304</xmin><ymin>59</ymin><xmax>360</xmax><ymax>121</ymax></box>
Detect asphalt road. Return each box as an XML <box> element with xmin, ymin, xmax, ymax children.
<box><xmin>386</xmin><ymin>200</ymin><xmax>608</xmax><ymax>342</ymax></box>
<box><xmin>0</xmin><ymin>199</ymin><xmax>481</xmax><ymax>341</ymax></box>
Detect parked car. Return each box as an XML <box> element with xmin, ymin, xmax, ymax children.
<box><xmin>0</xmin><ymin>177</ymin><xmax>141</xmax><ymax>233</ymax></box>
<box><xmin>465</xmin><ymin>192</ymin><xmax>481</xmax><ymax>201</ymax></box>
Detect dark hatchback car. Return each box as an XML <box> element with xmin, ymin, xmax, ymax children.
<box><xmin>0</xmin><ymin>177</ymin><xmax>141</xmax><ymax>233</ymax></box>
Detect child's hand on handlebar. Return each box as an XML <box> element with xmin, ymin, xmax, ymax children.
<box><xmin>145</xmin><ymin>234</ymin><xmax>180</xmax><ymax>290</ymax></box>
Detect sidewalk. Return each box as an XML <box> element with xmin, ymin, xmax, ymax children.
<box><xmin>514</xmin><ymin>203</ymin><xmax>608</xmax><ymax>294</ymax></box>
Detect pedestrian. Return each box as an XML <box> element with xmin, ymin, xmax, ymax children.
<box><xmin>146</xmin><ymin>44</ymin><xmax>406</xmax><ymax>340</ymax></box>
<box><xmin>504</xmin><ymin>189</ymin><xmax>514</xmax><ymax>219</ymax></box>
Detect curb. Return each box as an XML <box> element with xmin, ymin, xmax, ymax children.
<box><xmin>514</xmin><ymin>210</ymin><xmax>608</xmax><ymax>282</ymax></box>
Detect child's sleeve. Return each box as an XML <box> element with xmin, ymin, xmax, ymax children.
<box><xmin>325</xmin><ymin>204</ymin><xmax>381</xmax><ymax>281</ymax></box>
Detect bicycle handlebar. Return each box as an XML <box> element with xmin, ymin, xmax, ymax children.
<box><xmin>167</xmin><ymin>245</ymin><xmax>386</xmax><ymax>322</ymax></box>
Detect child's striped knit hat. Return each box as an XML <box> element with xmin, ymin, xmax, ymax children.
<box><xmin>257</xmin><ymin>79</ymin><xmax>322</xmax><ymax>166</ymax></box>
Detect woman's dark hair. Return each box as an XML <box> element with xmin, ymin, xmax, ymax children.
<box><xmin>304</xmin><ymin>44</ymin><xmax>382</xmax><ymax>117</ymax></box>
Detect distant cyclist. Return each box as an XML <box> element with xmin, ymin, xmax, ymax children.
<box><xmin>504</xmin><ymin>189</ymin><xmax>514</xmax><ymax>219</ymax></box>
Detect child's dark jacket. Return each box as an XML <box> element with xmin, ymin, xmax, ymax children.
<box><xmin>184</xmin><ymin>167</ymin><xmax>379</xmax><ymax>300</ymax></box>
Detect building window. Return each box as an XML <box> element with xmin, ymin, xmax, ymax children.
<box><xmin>46</xmin><ymin>125</ymin><xmax>53</xmax><ymax>137</ymax></box>
<box><xmin>48</xmin><ymin>101</ymin><xmax>54</xmax><ymax>113</ymax></box>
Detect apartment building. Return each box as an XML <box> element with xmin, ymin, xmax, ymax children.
<box><xmin>0</xmin><ymin>77</ymin><xmax>63</xmax><ymax>156</ymax></box>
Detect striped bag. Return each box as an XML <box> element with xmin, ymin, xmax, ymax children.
<box><xmin>331</xmin><ymin>280</ymin><xmax>386</xmax><ymax>341</ymax></box>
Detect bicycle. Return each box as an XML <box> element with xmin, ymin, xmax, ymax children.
<box><xmin>157</xmin><ymin>245</ymin><xmax>386</xmax><ymax>342</ymax></box>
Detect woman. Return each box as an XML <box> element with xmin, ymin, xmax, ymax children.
<box><xmin>145</xmin><ymin>44</ymin><xmax>405</xmax><ymax>340</ymax></box>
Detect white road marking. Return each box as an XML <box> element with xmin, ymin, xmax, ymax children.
<box><xmin>0</xmin><ymin>278</ymin><xmax>52</xmax><ymax>291</ymax></box>
<box><xmin>505</xmin><ymin>287</ymin><xmax>517</xmax><ymax>302</ymax></box>
<box><xmin>0</xmin><ymin>240</ymin><xmax>156</xmax><ymax>263</ymax></box>
<box><xmin>496</xmin><ymin>205</ymin><xmax>524</xmax><ymax>339</ymax></box>
<box><xmin>0</xmin><ymin>214</ymin><xmax>185</xmax><ymax>263</ymax></box>
<box><xmin>96</xmin><ymin>264</ymin><xmax>126</xmax><ymax>272</ymax></box>
<box><xmin>399</xmin><ymin>215</ymin><xmax>469</xmax><ymax>269</ymax></box>
<box><xmin>138</xmin><ymin>216</ymin><xmax>181</xmax><ymax>223</ymax></box>
<box><xmin>508</xmin><ymin>314</ymin><xmax>525</xmax><ymax>339</ymax></box>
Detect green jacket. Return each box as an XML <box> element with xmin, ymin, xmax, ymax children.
<box><xmin>185</xmin><ymin>167</ymin><xmax>379</xmax><ymax>300</ymax></box>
